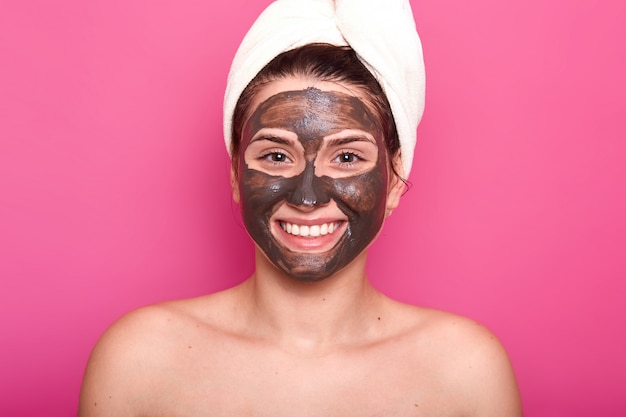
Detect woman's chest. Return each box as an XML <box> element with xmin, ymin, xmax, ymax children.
<box><xmin>142</xmin><ymin>341</ymin><xmax>464</xmax><ymax>417</ymax></box>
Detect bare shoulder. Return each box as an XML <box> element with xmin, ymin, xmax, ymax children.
<box><xmin>389</xmin><ymin>303</ymin><xmax>523</xmax><ymax>416</ymax></box>
<box><xmin>77</xmin><ymin>291</ymin><xmax>233</xmax><ymax>417</ymax></box>
<box><xmin>408</xmin><ymin>306</ymin><xmax>511</xmax><ymax>358</ymax></box>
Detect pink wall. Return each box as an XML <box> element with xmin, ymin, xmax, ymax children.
<box><xmin>1</xmin><ymin>0</ymin><xmax>625</xmax><ymax>415</ymax></box>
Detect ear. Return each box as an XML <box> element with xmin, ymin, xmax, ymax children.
<box><xmin>230</xmin><ymin>162</ymin><xmax>240</xmax><ymax>204</ymax></box>
<box><xmin>385</xmin><ymin>154</ymin><xmax>405</xmax><ymax>217</ymax></box>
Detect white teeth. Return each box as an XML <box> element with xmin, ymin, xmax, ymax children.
<box><xmin>280</xmin><ymin>221</ymin><xmax>341</xmax><ymax>238</ymax></box>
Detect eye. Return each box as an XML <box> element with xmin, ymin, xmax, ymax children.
<box><xmin>333</xmin><ymin>151</ymin><xmax>362</xmax><ymax>166</ymax></box>
<box><xmin>259</xmin><ymin>150</ymin><xmax>293</xmax><ymax>165</ymax></box>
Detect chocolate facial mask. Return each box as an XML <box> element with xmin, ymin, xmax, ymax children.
<box><xmin>238</xmin><ymin>87</ymin><xmax>389</xmax><ymax>281</ymax></box>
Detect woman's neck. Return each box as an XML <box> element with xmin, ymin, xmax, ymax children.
<box><xmin>237</xmin><ymin>248</ymin><xmax>387</xmax><ymax>354</ymax></box>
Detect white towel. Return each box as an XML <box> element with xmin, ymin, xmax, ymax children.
<box><xmin>223</xmin><ymin>0</ymin><xmax>425</xmax><ymax>177</ymax></box>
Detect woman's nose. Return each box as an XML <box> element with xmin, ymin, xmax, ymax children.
<box><xmin>287</xmin><ymin>160</ymin><xmax>330</xmax><ymax>208</ymax></box>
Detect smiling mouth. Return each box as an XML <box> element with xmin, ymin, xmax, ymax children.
<box><xmin>279</xmin><ymin>221</ymin><xmax>343</xmax><ymax>238</ymax></box>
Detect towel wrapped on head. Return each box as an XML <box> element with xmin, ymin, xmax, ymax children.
<box><xmin>223</xmin><ymin>0</ymin><xmax>425</xmax><ymax>177</ymax></box>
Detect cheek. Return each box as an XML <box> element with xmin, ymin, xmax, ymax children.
<box><xmin>239</xmin><ymin>169</ymin><xmax>294</xmax><ymax>214</ymax></box>
<box><xmin>331</xmin><ymin>171</ymin><xmax>386</xmax><ymax>213</ymax></box>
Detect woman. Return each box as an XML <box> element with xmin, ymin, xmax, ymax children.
<box><xmin>79</xmin><ymin>1</ymin><xmax>522</xmax><ymax>416</ymax></box>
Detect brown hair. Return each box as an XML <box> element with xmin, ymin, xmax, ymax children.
<box><xmin>231</xmin><ymin>43</ymin><xmax>401</xmax><ymax>177</ymax></box>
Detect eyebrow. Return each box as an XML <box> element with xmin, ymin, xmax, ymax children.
<box><xmin>250</xmin><ymin>135</ymin><xmax>294</xmax><ymax>146</ymax></box>
<box><xmin>325</xmin><ymin>134</ymin><xmax>377</xmax><ymax>148</ymax></box>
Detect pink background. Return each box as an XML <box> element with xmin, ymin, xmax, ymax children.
<box><xmin>1</xmin><ymin>0</ymin><xmax>625</xmax><ymax>415</ymax></box>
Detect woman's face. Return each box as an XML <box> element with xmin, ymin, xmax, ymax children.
<box><xmin>234</xmin><ymin>78</ymin><xmax>402</xmax><ymax>282</ymax></box>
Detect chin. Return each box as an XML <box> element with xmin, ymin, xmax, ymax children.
<box><xmin>282</xmin><ymin>267</ymin><xmax>336</xmax><ymax>283</ymax></box>
<box><xmin>273</xmin><ymin>251</ymin><xmax>351</xmax><ymax>283</ymax></box>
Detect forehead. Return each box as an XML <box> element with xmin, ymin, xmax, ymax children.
<box><xmin>243</xmin><ymin>80</ymin><xmax>381</xmax><ymax>143</ymax></box>
<box><xmin>254</xmin><ymin>88</ymin><xmax>377</xmax><ymax>137</ymax></box>
<box><xmin>248</xmin><ymin>77</ymin><xmax>362</xmax><ymax>112</ymax></box>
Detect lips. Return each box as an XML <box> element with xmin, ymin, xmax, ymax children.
<box><xmin>279</xmin><ymin>221</ymin><xmax>343</xmax><ymax>237</ymax></box>
<box><xmin>272</xmin><ymin>217</ymin><xmax>347</xmax><ymax>254</ymax></box>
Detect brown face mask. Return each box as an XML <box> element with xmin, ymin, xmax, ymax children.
<box><xmin>238</xmin><ymin>87</ymin><xmax>389</xmax><ymax>282</ymax></box>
